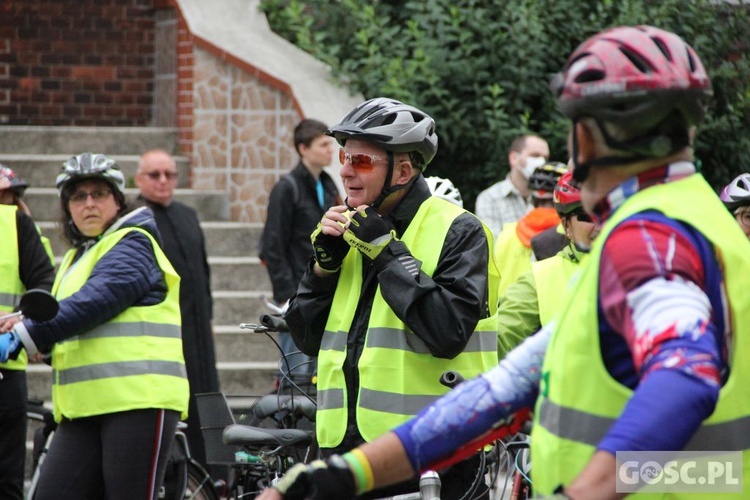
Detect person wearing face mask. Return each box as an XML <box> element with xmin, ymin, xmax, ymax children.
<box><xmin>497</xmin><ymin>170</ymin><xmax>598</xmax><ymax>356</ymax></box>
<box><xmin>493</xmin><ymin>162</ymin><xmax>568</xmax><ymax>296</ymax></box>
<box><xmin>282</xmin><ymin>97</ymin><xmax>500</xmax><ymax>499</ymax></box>
<box><xmin>474</xmin><ymin>134</ymin><xmax>550</xmax><ymax>239</ymax></box>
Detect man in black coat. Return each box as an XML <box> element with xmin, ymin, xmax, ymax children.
<box><xmin>260</xmin><ymin>119</ymin><xmax>340</xmax><ymax>387</ymax></box>
<box><xmin>136</xmin><ymin>149</ymin><xmax>219</xmax><ymax>472</ymax></box>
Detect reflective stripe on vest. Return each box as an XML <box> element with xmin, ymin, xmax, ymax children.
<box><xmin>538</xmin><ymin>397</ymin><xmax>750</xmax><ymax>452</ymax></box>
<box><xmin>0</xmin><ymin>205</ymin><xmax>27</xmax><ymax>370</ymax></box>
<box><xmin>531</xmin><ymin>174</ymin><xmax>750</xmax><ymax>497</ymax></box>
<box><xmin>51</xmin><ymin>226</ymin><xmax>189</xmax><ymax>422</ymax></box>
<box><xmin>317</xmin><ymin>196</ymin><xmax>499</xmax><ymax>447</ymax></box>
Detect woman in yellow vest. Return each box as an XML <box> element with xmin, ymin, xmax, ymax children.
<box><xmin>259</xmin><ymin>26</ymin><xmax>750</xmax><ymax>500</ymax></box>
<box><xmin>0</xmin><ymin>153</ymin><xmax>189</xmax><ymax>499</ymax></box>
<box><xmin>497</xmin><ymin>170</ymin><xmax>597</xmax><ymax>355</ymax></box>
<box><xmin>0</xmin><ymin>165</ymin><xmax>55</xmax><ymax>500</ymax></box>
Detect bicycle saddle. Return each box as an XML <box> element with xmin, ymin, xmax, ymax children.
<box><xmin>222</xmin><ymin>424</ymin><xmax>312</xmax><ymax>448</ymax></box>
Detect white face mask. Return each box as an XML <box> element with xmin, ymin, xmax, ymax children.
<box><xmin>520</xmin><ymin>156</ymin><xmax>547</xmax><ymax>179</ymax></box>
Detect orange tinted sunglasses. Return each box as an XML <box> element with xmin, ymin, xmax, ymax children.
<box><xmin>339</xmin><ymin>148</ymin><xmax>388</xmax><ymax>171</ymax></box>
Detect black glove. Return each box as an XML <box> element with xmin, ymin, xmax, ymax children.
<box><xmin>343</xmin><ymin>207</ymin><xmax>396</xmax><ymax>260</ymax></box>
<box><xmin>311</xmin><ymin>223</ymin><xmax>350</xmax><ymax>272</ymax></box>
<box><xmin>273</xmin><ymin>456</ymin><xmax>356</xmax><ymax>500</ymax></box>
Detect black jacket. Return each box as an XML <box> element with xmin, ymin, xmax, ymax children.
<box><xmin>262</xmin><ymin>162</ymin><xmax>341</xmax><ymax>303</ymax></box>
<box><xmin>17</xmin><ymin>211</ymin><xmax>55</xmax><ymax>293</ymax></box>
<box><xmin>284</xmin><ymin>176</ymin><xmax>492</xmax><ymax>451</ymax></box>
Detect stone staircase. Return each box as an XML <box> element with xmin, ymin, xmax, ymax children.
<box><xmin>1</xmin><ymin>126</ymin><xmax>285</xmax><ymax>478</ymax></box>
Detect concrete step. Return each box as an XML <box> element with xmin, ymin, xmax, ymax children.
<box><xmin>213</xmin><ymin>325</ymin><xmax>283</xmax><ymax>364</ymax></box>
<box><xmin>209</xmin><ymin>256</ymin><xmax>269</xmax><ymax>292</ymax></box>
<box><xmin>202</xmin><ymin>222</ymin><xmax>262</xmax><ymax>258</ymax></box>
<box><xmin>38</xmin><ymin>221</ymin><xmax>263</xmax><ymax>259</ymax></box>
<box><xmin>0</xmin><ymin>126</ymin><xmax>179</xmax><ymax>156</ymax></box>
<box><xmin>213</xmin><ymin>290</ymin><xmax>274</xmax><ymax>328</ymax></box>
<box><xmin>0</xmin><ymin>154</ymin><xmax>191</xmax><ymax>189</ymax></box>
<box><xmin>25</xmin><ymin>187</ymin><xmax>230</xmax><ymax>222</ymax></box>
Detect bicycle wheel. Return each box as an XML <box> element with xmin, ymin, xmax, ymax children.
<box><xmin>185</xmin><ymin>462</ymin><xmax>220</xmax><ymax>500</ymax></box>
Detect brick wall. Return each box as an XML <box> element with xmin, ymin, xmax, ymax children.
<box><xmin>0</xmin><ymin>0</ymin><xmax>159</xmax><ymax>126</ymax></box>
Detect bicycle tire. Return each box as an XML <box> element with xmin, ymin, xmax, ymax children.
<box><xmin>184</xmin><ymin>462</ymin><xmax>220</xmax><ymax>500</ymax></box>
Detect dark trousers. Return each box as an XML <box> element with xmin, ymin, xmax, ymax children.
<box><xmin>0</xmin><ymin>370</ymin><xmax>27</xmax><ymax>500</ymax></box>
<box><xmin>34</xmin><ymin>408</ymin><xmax>180</xmax><ymax>500</ymax></box>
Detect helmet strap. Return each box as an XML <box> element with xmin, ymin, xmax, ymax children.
<box><xmin>370</xmin><ymin>152</ymin><xmax>396</xmax><ymax>210</ymax></box>
<box><xmin>571</xmin><ymin>118</ymin><xmax>690</xmax><ymax>183</ymax></box>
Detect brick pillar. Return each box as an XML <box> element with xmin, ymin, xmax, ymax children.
<box><xmin>176</xmin><ymin>10</ymin><xmax>194</xmax><ymax>165</ymax></box>
<box><xmin>0</xmin><ymin>37</ymin><xmax>8</xmax><ymax>124</ymax></box>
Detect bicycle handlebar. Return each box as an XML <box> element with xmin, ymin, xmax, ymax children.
<box><xmin>260</xmin><ymin>314</ymin><xmax>289</xmax><ymax>332</ymax></box>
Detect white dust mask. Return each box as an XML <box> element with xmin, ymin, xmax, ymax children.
<box><xmin>521</xmin><ymin>156</ymin><xmax>547</xmax><ymax>179</ymax></box>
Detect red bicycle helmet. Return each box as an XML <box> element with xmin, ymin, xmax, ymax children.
<box><xmin>552</xmin><ymin>26</ymin><xmax>712</xmax><ymax>177</ymax></box>
<box><xmin>553</xmin><ymin>170</ymin><xmax>582</xmax><ymax>217</ymax></box>
<box><xmin>0</xmin><ymin>165</ymin><xmax>29</xmax><ymax>195</ymax></box>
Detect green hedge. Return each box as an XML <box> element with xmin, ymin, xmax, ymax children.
<box><xmin>260</xmin><ymin>0</ymin><xmax>750</xmax><ymax>208</ymax></box>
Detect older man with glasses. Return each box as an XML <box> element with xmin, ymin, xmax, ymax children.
<box><xmin>135</xmin><ymin>149</ymin><xmax>220</xmax><ymax>477</ymax></box>
<box><xmin>281</xmin><ymin>97</ymin><xmax>500</xmax><ymax>499</ymax></box>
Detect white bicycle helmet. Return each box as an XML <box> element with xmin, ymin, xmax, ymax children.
<box><xmin>720</xmin><ymin>173</ymin><xmax>750</xmax><ymax>212</ymax></box>
<box><xmin>425</xmin><ymin>176</ymin><xmax>463</xmax><ymax>208</ymax></box>
<box><xmin>56</xmin><ymin>152</ymin><xmax>125</xmax><ymax>197</ymax></box>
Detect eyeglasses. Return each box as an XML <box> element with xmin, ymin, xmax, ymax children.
<box><xmin>339</xmin><ymin>148</ymin><xmax>388</xmax><ymax>171</ymax></box>
<box><xmin>69</xmin><ymin>189</ymin><xmax>112</xmax><ymax>205</ymax></box>
<box><xmin>571</xmin><ymin>210</ymin><xmax>593</xmax><ymax>223</ymax></box>
<box><xmin>735</xmin><ymin>209</ymin><xmax>750</xmax><ymax>227</ymax></box>
<box><xmin>143</xmin><ymin>171</ymin><xmax>178</xmax><ymax>181</ymax></box>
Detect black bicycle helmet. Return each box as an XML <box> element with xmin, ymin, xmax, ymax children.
<box><xmin>551</xmin><ymin>26</ymin><xmax>712</xmax><ymax>181</ymax></box>
<box><xmin>56</xmin><ymin>152</ymin><xmax>125</xmax><ymax>198</ymax></box>
<box><xmin>0</xmin><ymin>165</ymin><xmax>29</xmax><ymax>196</ymax></box>
<box><xmin>528</xmin><ymin>162</ymin><xmax>568</xmax><ymax>200</ymax></box>
<box><xmin>327</xmin><ymin>97</ymin><xmax>438</xmax><ymax>169</ymax></box>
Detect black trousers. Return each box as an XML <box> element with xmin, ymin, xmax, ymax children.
<box><xmin>34</xmin><ymin>408</ymin><xmax>180</xmax><ymax>500</ymax></box>
<box><xmin>0</xmin><ymin>370</ymin><xmax>27</xmax><ymax>500</ymax></box>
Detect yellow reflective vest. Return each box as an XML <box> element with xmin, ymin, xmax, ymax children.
<box><xmin>532</xmin><ymin>246</ymin><xmax>584</xmax><ymax>328</ymax></box>
<box><xmin>51</xmin><ymin>226</ymin><xmax>189</xmax><ymax>422</ymax></box>
<box><xmin>317</xmin><ymin>197</ymin><xmax>500</xmax><ymax>447</ymax></box>
<box><xmin>0</xmin><ymin>205</ymin><xmax>27</xmax><ymax>370</ymax></box>
<box><xmin>494</xmin><ymin>222</ymin><xmax>532</xmax><ymax>297</ymax></box>
<box><xmin>532</xmin><ymin>174</ymin><xmax>750</xmax><ymax>497</ymax></box>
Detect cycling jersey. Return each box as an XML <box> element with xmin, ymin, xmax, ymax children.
<box><xmin>393</xmin><ymin>164</ymin><xmax>750</xmax><ymax>496</ymax></box>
